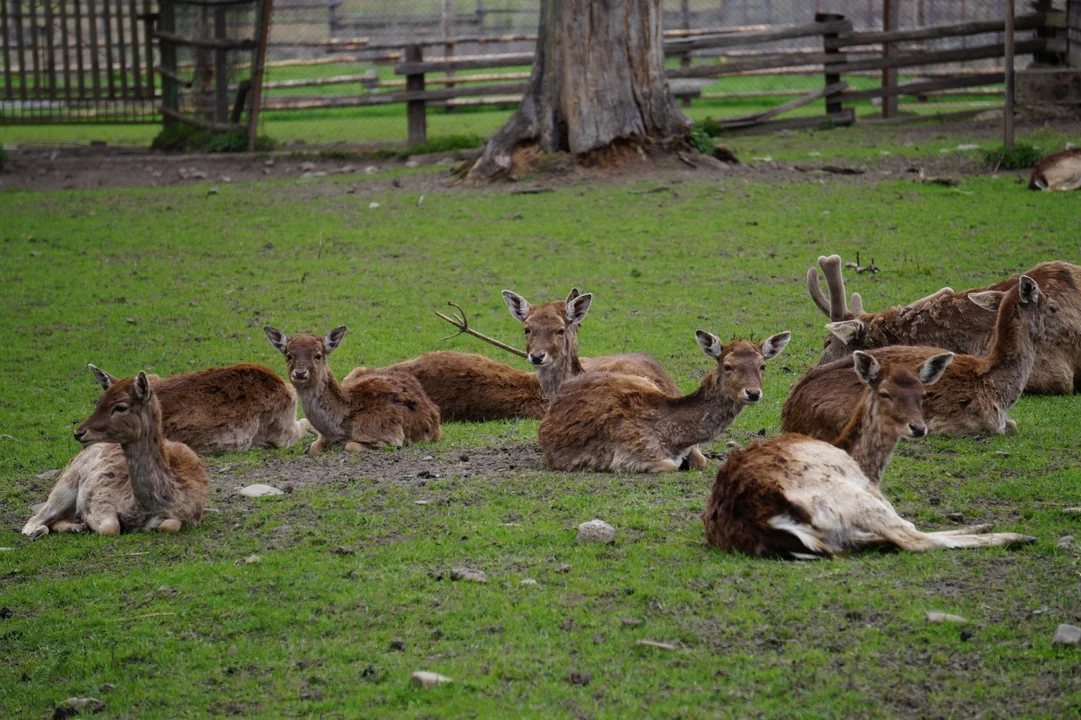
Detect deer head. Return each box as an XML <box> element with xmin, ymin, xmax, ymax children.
<box><xmin>264</xmin><ymin>325</ymin><xmax>346</xmax><ymax>388</ymax></box>
<box><xmin>852</xmin><ymin>350</ymin><xmax>953</xmax><ymax>439</ymax></box>
<box><xmin>74</xmin><ymin>371</ymin><xmax>157</xmax><ymax>445</ymax></box>
<box><xmin>696</xmin><ymin>330</ymin><xmax>791</xmax><ymax>404</ymax></box>
<box><xmin>502</xmin><ymin>288</ymin><xmax>592</xmax><ymax>367</ymax></box>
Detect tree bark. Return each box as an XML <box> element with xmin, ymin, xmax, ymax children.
<box><xmin>467</xmin><ymin>0</ymin><xmax>690</xmax><ymax>181</ymax></box>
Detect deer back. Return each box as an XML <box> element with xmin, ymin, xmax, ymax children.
<box><xmin>580</xmin><ymin>353</ymin><xmax>681</xmax><ymax>395</ymax></box>
<box><xmin>340</xmin><ymin>371</ymin><xmax>443</xmax><ymax>445</ymax></box>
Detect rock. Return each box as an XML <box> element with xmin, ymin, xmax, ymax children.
<box><xmin>1057</xmin><ymin>535</ymin><xmax>1075</xmax><ymax>550</ymax></box>
<box><xmin>61</xmin><ymin>698</ymin><xmax>106</xmax><ymax>713</ymax></box>
<box><xmin>389</xmin><ymin>639</ymin><xmax>405</xmax><ymax>651</ymax></box>
<box><xmin>300</xmin><ymin>161</ymin><xmax>316</xmax><ymax>172</ymax></box>
<box><xmin>946</xmin><ymin>512</ymin><xmax>964</xmax><ymax>523</ymax></box>
<box><xmin>410</xmin><ymin>671</ymin><xmax>452</xmax><ymax>689</ymax></box>
<box><xmin>1052</xmin><ymin>624</ymin><xmax>1081</xmax><ymax>646</ymax></box>
<box><xmin>0</xmin><ymin>548</ymin><xmax>11</xmax><ymax>552</ymax></box>
<box><xmin>0</xmin><ymin>607</ymin><xmax>13</xmax><ymax>619</ymax></box>
<box><xmin>576</xmin><ymin>519</ymin><xmax>616</xmax><ymax>544</ymax></box>
<box><xmin>369</xmin><ymin>202</ymin><xmax>380</xmax><ymax>209</ymax></box>
<box><xmin>520</xmin><ymin>578</ymin><xmax>538</xmax><ymax>586</ymax></box>
<box><xmin>35</xmin><ymin>469</ymin><xmax>60</xmax><ymax>480</ymax></box>
<box><xmin>554</xmin><ymin>563</ymin><xmax>571</xmax><ymax>573</ymax></box>
<box><xmin>450</xmin><ymin>566</ymin><xmax>488</xmax><ymax>583</ymax></box>
<box><xmin>365</xmin><ymin>165</ymin><xmax>379</xmax><ymax>174</ymax></box>
<box><xmin>1063</xmin><ymin>507</ymin><xmax>1081</xmax><ymax>517</ymax></box>
<box><xmin>973</xmin><ymin>109</ymin><xmax>1003</xmax><ymax>122</ymax></box>
<box><xmin>238</xmin><ymin>484</ymin><xmax>284</xmax><ymax>498</ymax></box>
<box><xmin>618</xmin><ymin>617</ymin><xmax>641</xmax><ymax>627</ymax></box>
<box><xmin>712</xmin><ymin>143</ymin><xmax>740</xmax><ymax>164</ymax></box>
<box><xmin>405</xmin><ymin>160</ymin><xmax>419</xmax><ymax>168</ymax></box>
<box><xmin>235</xmin><ymin>554</ymin><xmax>262</xmax><ymax>566</ymax></box>
<box><xmin>925</xmin><ymin>611</ymin><xmax>968</xmax><ymax>624</ymax></box>
<box><xmin>98</xmin><ymin>683</ymin><xmax>116</xmax><ymax>692</ymax></box>
<box><xmin>636</xmin><ymin>639</ymin><xmax>679</xmax><ymax>651</ymax></box>
<box><xmin>206</xmin><ymin>187</ymin><xmax>219</xmax><ymax>196</ymax></box>
<box><xmin>567</xmin><ymin>671</ymin><xmax>593</xmax><ymax>686</ymax></box>
<box><xmin>300</xmin><ymin>171</ymin><xmax>328</xmax><ymax>180</ymax></box>
<box><xmin>264</xmin><ymin>159</ymin><xmax>275</xmax><ymax>167</ymax></box>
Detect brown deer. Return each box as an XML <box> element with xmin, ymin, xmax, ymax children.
<box><xmin>703</xmin><ymin>351</ymin><xmax>1034</xmax><ymax>558</ymax></box>
<box><xmin>785</xmin><ymin>274</ymin><xmax>1051</xmax><ymax>439</ymax></box>
<box><xmin>538</xmin><ymin>329</ymin><xmax>790</xmax><ymax>473</ymax></box>
<box><xmin>264</xmin><ymin>326</ymin><xmax>441</xmax><ymax>452</ymax></box>
<box><xmin>22</xmin><ymin>372</ymin><xmax>208</xmax><ymax>540</ymax></box>
<box><xmin>809</xmin><ymin>255</ymin><xmax>1081</xmax><ymax>394</ymax></box>
<box><xmin>1029</xmin><ymin>147</ymin><xmax>1081</xmax><ymax>191</ymax></box>
<box><xmin>342</xmin><ymin>351</ymin><xmax>548</xmax><ymax>422</ymax></box>
<box><xmin>88</xmin><ymin>363</ymin><xmax>311</xmax><ymax>455</ymax></box>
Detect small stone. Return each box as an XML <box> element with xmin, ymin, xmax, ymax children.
<box><xmin>925</xmin><ymin>611</ymin><xmax>968</xmax><ymax>624</ymax></box>
<box><xmin>235</xmin><ymin>554</ymin><xmax>262</xmax><ymax>566</ymax></box>
<box><xmin>365</xmin><ymin>165</ymin><xmax>379</xmax><ymax>174</ymax></box>
<box><xmin>567</xmin><ymin>671</ymin><xmax>593</xmax><ymax>686</ymax></box>
<box><xmin>238</xmin><ymin>484</ymin><xmax>284</xmax><ymax>498</ymax></box>
<box><xmin>422</xmin><ymin>455</ymin><xmax>434</xmax><ymax>461</ymax></box>
<box><xmin>1063</xmin><ymin>507</ymin><xmax>1081</xmax><ymax>516</ymax></box>
<box><xmin>389</xmin><ymin>639</ymin><xmax>405</xmax><ymax>651</ymax></box>
<box><xmin>437</xmin><ymin>158</ymin><xmax>455</xmax><ymax>165</ymax></box>
<box><xmin>410</xmin><ymin>671</ymin><xmax>452</xmax><ymax>689</ymax></box>
<box><xmin>415</xmin><ymin>500</ymin><xmax>431</xmax><ymax>505</ymax></box>
<box><xmin>300</xmin><ymin>161</ymin><xmax>316</xmax><ymax>171</ymax></box>
<box><xmin>98</xmin><ymin>683</ymin><xmax>116</xmax><ymax>692</ymax></box>
<box><xmin>334</xmin><ymin>546</ymin><xmax>356</xmax><ymax>555</ymax></box>
<box><xmin>636</xmin><ymin>639</ymin><xmax>679</xmax><ymax>650</ymax></box>
<box><xmin>554</xmin><ymin>563</ymin><xmax>571</xmax><ymax>574</ymax></box>
<box><xmin>960</xmin><ymin>630</ymin><xmax>974</xmax><ymax>642</ymax></box>
<box><xmin>618</xmin><ymin>617</ymin><xmax>641</xmax><ymax>627</ymax></box>
<box><xmin>61</xmin><ymin>698</ymin><xmax>106</xmax><ymax>713</ymax></box>
<box><xmin>520</xmin><ymin>578</ymin><xmax>538</xmax><ymax>586</ymax></box>
<box><xmin>0</xmin><ymin>607</ymin><xmax>13</xmax><ymax>619</ymax></box>
<box><xmin>206</xmin><ymin>187</ymin><xmax>219</xmax><ymax>196</ymax></box>
<box><xmin>576</xmin><ymin>519</ymin><xmax>616</xmax><ymax>544</ymax></box>
<box><xmin>264</xmin><ymin>159</ymin><xmax>275</xmax><ymax>167</ymax></box>
<box><xmin>405</xmin><ymin>160</ymin><xmax>419</xmax><ymax>168</ymax></box>
<box><xmin>946</xmin><ymin>512</ymin><xmax>964</xmax><ymax>523</ymax></box>
<box><xmin>450</xmin><ymin>567</ymin><xmax>488</xmax><ymax>583</ymax></box>
<box><xmin>369</xmin><ymin>202</ymin><xmax>380</xmax><ymax>209</ymax></box>
<box><xmin>220</xmin><ymin>176</ymin><xmax>232</xmax><ymax>183</ymax></box>
<box><xmin>0</xmin><ymin>548</ymin><xmax>11</xmax><ymax>552</ymax></box>
<box><xmin>227</xmin><ymin>644</ymin><xmax>238</xmax><ymax>654</ymax></box>
<box><xmin>1057</xmin><ymin>535</ymin><xmax>1075</xmax><ymax>550</ymax></box>
<box><xmin>1052</xmin><ymin>624</ymin><xmax>1081</xmax><ymax>646</ymax></box>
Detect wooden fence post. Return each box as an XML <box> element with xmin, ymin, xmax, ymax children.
<box><xmin>247</xmin><ymin>0</ymin><xmax>273</xmax><ymax>150</ymax></box>
<box><xmin>818</xmin><ymin>12</ymin><xmax>846</xmax><ymax>118</ymax></box>
<box><xmin>882</xmin><ymin>0</ymin><xmax>899</xmax><ymax>117</ymax></box>
<box><xmin>405</xmin><ymin>44</ymin><xmax>426</xmax><ymax>146</ymax></box>
<box><xmin>160</xmin><ymin>0</ymin><xmax>178</xmax><ymax>126</ymax></box>
<box><xmin>1004</xmin><ymin>0</ymin><xmax>1015</xmax><ymax>147</ymax></box>
<box><xmin>680</xmin><ymin>0</ymin><xmax>691</xmax><ymax>107</ymax></box>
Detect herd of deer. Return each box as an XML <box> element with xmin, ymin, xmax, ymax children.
<box><xmin>22</xmin><ymin>255</ymin><xmax>1081</xmax><ymax>560</ymax></box>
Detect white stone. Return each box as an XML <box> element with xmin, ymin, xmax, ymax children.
<box><xmin>1052</xmin><ymin>624</ymin><xmax>1081</xmax><ymax>646</ymax></box>
<box><xmin>450</xmin><ymin>566</ymin><xmax>488</xmax><ymax>583</ymax></box>
<box><xmin>577</xmin><ymin>519</ymin><xmax>616</xmax><ymax>544</ymax></box>
<box><xmin>62</xmin><ymin>698</ymin><xmax>106</xmax><ymax>713</ymax></box>
<box><xmin>238</xmin><ymin>484</ymin><xmax>284</xmax><ymax>498</ymax></box>
<box><xmin>365</xmin><ymin>165</ymin><xmax>379</xmax><ymax>174</ymax></box>
<box><xmin>520</xmin><ymin>578</ymin><xmax>538</xmax><ymax>586</ymax></box>
<box><xmin>236</xmin><ymin>554</ymin><xmax>262</xmax><ymax>566</ymax></box>
<box><xmin>369</xmin><ymin>202</ymin><xmax>380</xmax><ymax>209</ymax></box>
<box><xmin>1063</xmin><ymin>507</ymin><xmax>1081</xmax><ymax>516</ymax></box>
<box><xmin>404</xmin><ymin>160</ymin><xmax>419</xmax><ymax>168</ymax></box>
<box><xmin>0</xmin><ymin>548</ymin><xmax>12</xmax><ymax>552</ymax></box>
<box><xmin>410</xmin><ymin>671</ymin><xmax>453</xmax><ymax>689</ymax></box>
<box><xmin>925</xmin><ymin>611</ymin><xmax>968</xmax><ymax>624</ymax></box>
<box><xmin>1057</xmin><ymin>535</ymin><xmax>1075</xmax><ymax>550</ymax></box>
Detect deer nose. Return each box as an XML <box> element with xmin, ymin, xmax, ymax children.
<box><xmin>291</xmin><ymin>370</ymin><xmax>309</xmax><ymax>381</ymax></box>
<box><xmin>909</xmin><ymin>424</ymin><xmax>927</xmax><ymax>438</ymax></box>
<box><xmin>528</xmin><ymin>352</ymin><xmax>547</xmax><ymax>365</ymax></box>
<box><xmin>73</xmin><ymin>429</ymin><xmax>87</xmax><ymax>442</ymax></box>
<box><xmin>744</xmin><ymin>389</ymin><xmax>762</xmax><ymax>402</ymax></box>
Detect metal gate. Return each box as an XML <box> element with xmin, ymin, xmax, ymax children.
<box><xmin>1</xmin><ymin>0</ymin><xmax>160</xmax><ymax>123</ymax></box>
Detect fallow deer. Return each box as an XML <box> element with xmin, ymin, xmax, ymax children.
<box><xmin>88</xmin><ymin>363</ymin><xmax>311</xmax><ymax>455</ymax></box>
<box><xmin>703</xmin><ymin>352</ymin><xmax>1034</xmax><ymax>558</ymax></box>
<box><xmin>1029</xmin><ymin>147</ymin><xmax>1081</xmax><ymax>191</ymax></box>
<box><xmin>264</xmin><ymin>326</ymin><xmax>441</xmax><ymax>452</ymax></box>
<box><xmin>809</xmin><ymin>255</ymin><xmax>1081</xmax><ymax>394</ymax></box>
<box><xmin>785</xmin><ymin>274</ymin><xmax>1051</xmax><ymax>439</ymax></box>
<box><xmin>538</xmin><ymin>329</ymin><xmax>790</xmax><ymax>473</ymax></box>
<box><xmin>22</xmin><ymin>372</ymin><xmax>208</xmax><ymax>540</ymax></box>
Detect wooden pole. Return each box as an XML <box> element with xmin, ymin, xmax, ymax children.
<box><xmin>247</xmin><ymin>0</ymin><xmax>274</xmax><ymax>150</ymax></box>
<box><xmin>442</xmin><ymin>0</ymin><xmax>455</xmax><ymax>113</ymax></box>
<box><xmin>1004</xmin><ymin>0</ymin><xmax>1015</xmax><ymax>147</ymax></box>
<box><xmin>680</xmin><ymin>0</ymin><xmax>691</xmax><ymax>107</ymax></box>
<box><xmin>214</xmin><ymin>5</ymin><xmax>229</xmax><ymax>123</ymax></box>
<box><xmin>882</xmin><ymin>0</ymin><xmax>899</xmax><ymax>117</ymax></box>
<box><xmin>818</xmin><ymin>12</ymin><xmax>846</xmax><ymax>117</ymax></box>
<box><xmin>405</xmin><ymin>44</ymin><xmax>427</xmax><ymax>146</ymax></box>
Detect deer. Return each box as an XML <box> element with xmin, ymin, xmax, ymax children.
<box><xmin>808</xmin><ymin>255</ymin><xmax>1081</xmax><ymax>394</ymax></box>
<box><xmin>785</xmin><ymin>273</ymin><xmax>1052</xmax><ymax>439</ymax></box>
<box><xmin>22</xmin><ymin>372</ymin><xmax>208</xmax><ymax>540</ymax></box>
<box><xmin>538</xmin><ymin>329</ymin><xmax>790</xmax><ymax>473</ymax></box>
<box><xmin>87</xmin><ymin>363</ymin><xmax>312</xmax><ymax>455</ymax></box>
<box><xmin>263</xmin><ymin>325</ymin><xmax>441</xmax><ymax>453</ymax></box>
<box><xmin>1029</xmin><ymin>147</ymin><xmax>1081</xmax><ymax>191</ymax></box>
<box><xmin>703</xmin><ymin>351</ymin><xmax>1035</xmax><ymax>558</ymax></box>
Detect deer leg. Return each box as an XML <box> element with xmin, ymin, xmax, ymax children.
<box><xmin>927</xmin><ymin>524</ymin><xmax>994</xmax><ymax>536</ymax></box>
<box><xmin>87</xmin><ymin>508</ymin><xmax>121</xmax><ymax>536</ymax></box>
<box><xmin>306</xmin><ymin>435</ymin><xmax>326</xmax><ymax>455</ymax></box>
<box><xmin>686</xmin><ymin>447</ymin><xmax>709</xmax><ymax>470</ymax></box>
<box><xmin>648</xmin><ymin>459</ymin><xmax>681</xmax><ymax>474</ymax></box>
<box><xmin>157</xmin><ymin>518</ymin><xmax>183</xmax><ymax>533</ymax></box>
<box><xmin>51</xmin><ymin>520</ymin><xmax>87</xmax><ymax>534</ymax></box>
<box><xmin>930</xmin><ymin>532</ymin><xmax>1036</xmax><ymax>549</ymax></box>
<box><xmin>344</xmin><ymin>441</ymin><xmax>373</xmax><ymax>453</ymax></box>
<box><xmin>1004</xmin><ymin>419</ymin><xmax>1018</xmax><ymax>435</ymax></box>
<box><xmin>297</xmin><ymin>418</ymin><xmax>314</xmax><ymax>436</ymax></box>
<box><xmin>22</xmin><ymin>480</ymin><xmax>79</xmax><ymax>539</ymax></box>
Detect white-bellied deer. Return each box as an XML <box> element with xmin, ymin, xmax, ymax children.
<box><xmin>88</xmin><ymin>363</ymin><xmax>311</xmax><ymax>454</ymax></box>
<box><xmin>538</xmin><ymin>329</ymin><xmax>790</xmax><ymax>473</ymax></box>
<box><xmin>704</xmin><ymin>351</ymin><xmax>1035</xmax><ymax>558</ymax></box>
<box><xmin>23</xmin><ymin>372</ymin><xmax>208</xmax><ymax>540</ymax></box>
<box><xmin>785</xmin><ymin>274</ymin><xmax>1051</xmax><ymax>439</ymax></box>
<box><xmin>264</xmin><ymin>326</ymin><xmax>441</xmax><ymax>452</ymax></box>
<box><xmin>809</xmin><ymin>255</ymin><xmax>1081</xmax><ymax>394</ymax></box>
<box><xmin>1029</xmin><ymin>148</ymin><xmax>1081</xmax><ymax>191</ymax></box>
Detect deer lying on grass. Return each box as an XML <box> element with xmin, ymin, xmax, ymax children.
<box><xmin>87</xmin><ymin>363</ymin><xmax>311</xmax><ymax>454</ymax></box>
<box><xmin>785</xmin><ymin>274</ymin><xmax>1050</xmax><ymax>439</ymax></box>
<box><xmin>809</xmin><ymin>255</ymin><xmax>1081</xmax><ymax>394</ymax></box>
<box><xmin>264</xmin><ymin>326</ymin><xmax>441</xmax><ymax>452</ymax></box>
<box><xmin>704</xmin><ymin>351</ymin><xmax>1034</xmax><ymax>558</ymax></box>
<box><xmin>1029</xmin><ymin>148</ymin><xmax>1081</xmax><ymax>191</ymax></box>
<box><xmin>538</xmin><ymin>329</ymin><xmax>790</xmax><ymax>473</ymax></box>
<box><xmin>22</xmin><ymin>372</ymin><xmax>208</xmax><ymax>540</ymax></box>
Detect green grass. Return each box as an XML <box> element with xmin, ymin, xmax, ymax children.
<box><xmin>1</xmin><ymin>168</ymin><xmax>1081</xmax><ymax>718</ymax></box>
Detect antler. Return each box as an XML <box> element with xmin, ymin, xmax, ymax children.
<box><xmin>908</xmin><ymin>287</ymin><xmax>954</xmax><ymax>307</ymax></box>
<box><xmin>806</xmin><ymin>266</ymin><xmax>832</xmax><ymax>318</ymax></box>
<box><xmin>818</xmin><ymin>255</ymin><xmax>851</xmax><ymax>321</ymax></box>
<box><xmin>434</xmin><ymin>301</ymin><xmax>528</xmax><ymax>359</ymax></box>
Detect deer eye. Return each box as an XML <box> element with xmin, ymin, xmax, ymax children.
<box><xmin>922</xmin><ymin>394</ymin><xmax>930</xmax><ymax>401</ymax></box>
<box><xmin>524</xmin><ymin>328</ymin><xmax>531</xmax><ymax>335</ymax></box>
<box><xmin>556</xmin><ymin>328</ymin><xmax>565</xmax><ymax>336</ymax></box>
<box><xmin>877</xmin><ymin>392</ymin><xmax>892</xmax><ymax>400</ymax></box>
<box><xmin>723</xmin><ymin>364</ymin><xmax>734</xmax><ymax>372</ymax></box>
<box><xmin>759</xmin><ymin>364</ymin><xmax>766</xmax><ymax>371</ymax></box>
<box><xmin>315</xmin><ymin>353</ymin><xmax>323</xmax><ymax>360</ymax></box>
<box><xmin>113</xmin><ymin>404</ymin><xmax>129</xmax><ymax>414</ymax></box>
<box><xmin>286</xmin><ymin>354</ymin><xmax>293</xmax><ymax>362</ymax></box>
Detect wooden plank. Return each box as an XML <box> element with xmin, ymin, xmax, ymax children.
<box><xmin>841</xmin><ymin>72</ymin><xmax>1004</xmax><ymax>101</ymax></box>
<box><xmin>262</xmin><ymin>70</ymin><xmax>529</xmax><ymax>91</ymax></box>
<box><xmin>715</xmin><ymin>81</ymin><xmax>847</xmax><ymax>127</ymax></box>
<box><xmin>668</xmin><ymin>51</ymin><xmax>838</xmax><ymax>79</ymax></box>
<box><xmin>60</xmin><ymin>0</ymin><xmax>72</xmax><ymax>102</ymax></box>
<box><xmin>13</xmin><ymin>0</ymin><xmax>27</xmax><ymax>101</ymax></box>
<box><xmin>29</xmin><ymin>0</ymin><xmax>41</xmax><ymax>98</ymax></box>
<box><xmin>214</xmin><ymin>5</ymin><xmax>228</xmax><ymax>123</ymax></box>
<box><xmin>161</xmin><ymin>105</ymin><xmax>245</xmax><ymax>132</ymax></box>
<box><xmin>1</xmin><ymin>0</ymin><xmax>13</xmax><ymax>100</ymax></box>
<box><xmin>1005</xmin><ymin>0</ymin><xmax>1016</xmax><ymax>147</ymax></box>
<box><xmin>396</xmin><ymin>51</ymin><xmax>534</xmax><ymax>75</ymax></box>
<box><xmin>44</xmin><ymin>0</ymin><xmax>57</xmax><ymax>100</ymax></box>
<box><xmin>883</xmin><ymin>0</ymin><xmax>900</xmax><ymax>117</ymax></box>
<box><xmin>129</xmin><ymin>0</ymin><xmax>142</xmax><ymax>100</ymax></box>
<box><xmin>142</xmin><ymin>0</ymin><xmax>154</xmax><ymax>98</ymax></box>
<box><xmin>263</xmin><ymin>82</ymin><xmax>530</xmax><ymax>110</ymax></box>
<box><xmin>720</xmin><ymin>109</ymin><xmax>856</xmax><ymax>136</ymax></box>
<box><xmin>825</xmin><ymin>39</ymin><xmax>1045</xmax><ymax>73</ymax></box>
<box><xmin>88</xmin><ymin>0</ymin><xmax>101</xmax><ymax>98</ymax></box>
<box><xmin>102</xmin><ymin>0</ymin><xmax>115</xmax><ymax>98</ymax></box>
<box><xmin>819</xmin><ymin>12</ymin><xmax>845</xmax><ymax>116</ymax></box>
<box><xmin>831</xmin><ymin>13</ymin><xmax>1048</xmax><ymax>49</ymax></box>
<box><xmin>247</xmin><ymin>0</ymin><xmax>273</xmax><ymax>150</ymax></box>
<box><xmin>154</xmin><ymin>30</ymin><xmax>257</xmax><ymax>50</ymax></box>
<box><xmin>159</xmin><ymin>0</ymin><xmax>177</xmax><ymax>122</ymax></box>
<box><xmin>75</xmin><ymin>0</ymin><xmax>86</xmax><ymax>99</ymax></box>
<box><xmin>664</xmin><ymin>19</ymin><xmax>852</xmax><ymax>53</ymax></box>
<box><xmin>405</xmin><ymin>44</ymin><xmax>426</xmax><ymax>146</ymax></box>
<box><xmin>117</xmin><ymin>0</ymin><xmax>130</xmax><ymax>104</ymax></box>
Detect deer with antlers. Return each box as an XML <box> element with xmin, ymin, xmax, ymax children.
<box><xmin>23</xmin><ymin>372</ymin><xmax>208</xmax><ymax>540</ymax></box>
<box><xmin>538</xmin><ymin>329</ymin><xmax>790</xmax><ymax>473</ymax></box>
<box><xmin>808</xmin><ymin>255</ymin><xmax>1081</xmax><ymax>394</ymax></box>
<box><xmin>786</xmin><ymin>273</ymin><xmax>1054</xmax><ymax>439</ymax></box>
<box><xmin>704</xmin><ymin>351</ymin><xmax>1034</xmax><ymax>557</ymax></box>
<box><xmin>264</xmin><ymin>326</ymin><xmax>441</xmax><ymax>452</ymax></box>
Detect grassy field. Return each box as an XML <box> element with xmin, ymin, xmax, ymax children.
<box><xmin>1</xmin><ymin>160</ymin><xmax>1080</xmax><ymax>718</ymax></box>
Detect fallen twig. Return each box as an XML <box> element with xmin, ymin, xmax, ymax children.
<box><xmin>844</xmin><ymin>251</ymin><xmax>879</xmax><ymax>274</ymax></box>
<box><xmin>631</xmin><ymin>186</ymin><xmax>671</xmax><ymax>195</ymax></box>
<box><xmin>509</xmin><ymin>187</ymin><xmax>553</xmax><ymax>195</ymax></box>
<box><xmin>435</xmin><ymin>302</ymin><xmax>528</xmax><ymax>359</ymax></box>
<box><xmin>635</xmin><ymin>639</ymin><xmax>681</xmax><ymax>651</ymax></box>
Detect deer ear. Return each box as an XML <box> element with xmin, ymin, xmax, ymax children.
<box><xmin>967</xmin><ymin>290</ymin><xmax>1004</xmax><ymax>312</ymax></box>
<box><xmin>87</xmin><ymin>364</ymin><xmax>116</xmax><ymax>391</ymax></box>
<box><xmin>566</xmin><ymin>288</ymin><xmax>581</xmax><ymax>302</ymax></box>
<box><xmin>566</xmin><ymin>292</ymin><xmax>592</xmax><ymax>325</ymax></box>
<box><xmin>825</xmin><ymin>320</ymin><xmax>864</xmax><ymax>344</ymax></box>
<box><xmin>264</xmin><ymin>326</ymin><xmax>288</xmax><ymax>354</ymax></box>
<box><xmin>696</xmin><ymin>330</ymin><xmax>723</xmax><ymax>359</ymax></box>
<box><xmin>502</xmin><ymin>290</ymin><xmax>530</xmax><ymax>323</ymax></box>
<box><xmin>323</xmin><ymin>326</ymin><xmax>347</xmax><ymax>354</ymax></box>
<box><xmin>918</xmin><ymin>352</ymin><xmax>954</xmax><ymax>386</ymax></box>
<box><xmin>1019</xmin><ymin>275</ymin><xmax>1039</xmax><ymax>304</ymax></box>
<box><xmin>761</xmin><ymin>331</ymin><xmax>791</xmax><ymax>360</ymax></box>
<box><xmin>134</xmin><ymin>371</ymin><xmax>151</xmax><ymax>402</ymax></box>
<box><xmin>852</xmin><ymin>351</ymin><xmax>880</xmax><ymax>385</ymax></box>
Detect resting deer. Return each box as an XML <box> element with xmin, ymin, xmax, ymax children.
<box><xmin>704</xmin><ymin>351</ymin><xmax>1034</xmax><ymax>558</ymax></box>
<box><xmin>22</xmin><ymin>372</ymin><xmax>208</xmax><ymax>540</ymax></box>
<box><xmin>88</xmin><ymin>363</ymin><xmax>311</xmax><ymax>454</ymax></box>
<box><xmin>264</xmin><ymin>326</ymin><xmax>441</xmax><ymax>452</ymax></box>
<box><xmin>809</xmin><ymin>255</ymin><xmax>1081</xmax><ymax>394</ymax></box>
<box><xmin>538</xmin><ymin>329</ymin><xmax>790</xmax><ymax>473</ymax></box>
<box><xmin>785</xmin><ymin>274</ymin><xmax>1051</xmax><ymax>439</ymax></box>
<box><xmin>1029</xmin><ymin>147</ymin><xmax>1081</xmax><ymax>191</ymax></box>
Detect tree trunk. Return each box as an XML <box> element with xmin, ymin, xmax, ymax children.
<box><xmin>467</xmin><ymin>0</ymin><xmax>690</xmax><ymax>181</ymax></box>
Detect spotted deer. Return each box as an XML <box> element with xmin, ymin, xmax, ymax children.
<box><xmin>538</xmin><ymin>329</ymin><xmax>790</xmax><ymax>473</ymax></box>
<box><xmin>703</xmin><ymin>351</ymin><xmax>1034</xmax><ymax>558</ymax></box>
<box><xmin>88</xmin><ymin>363</ymin><xmax>311</xmax><ymax>455</ymax></box>
<box><xmin>23</xmin><ymin>372</ymin><xmax>208</xmax><ymax>540</ymax></box>
<box><xmin>810</xmin><ymin>255</ymin><xmax>1081</xmax><ymax>394</ymax></box>
<box><xmin>1029</xmin><ymin>147</ymin><xmax>1081</xmax><ymax>191</ymax></box>
<box><xmin>264</xmin><ymin>326</ymin><xmax>441</xmax><ymax>452</ymax></box>
<box><xmin>785</xmin><ymin>274</ymin><xmax>1051</xmax><ymax>439</ymax></box>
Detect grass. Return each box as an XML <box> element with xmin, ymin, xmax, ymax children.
<box><xmin>1</xmin><ymin>166</ymin><xmax>1081</xmax><ymax>718</ymax></box>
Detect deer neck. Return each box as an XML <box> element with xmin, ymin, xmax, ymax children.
<box><xmin>120</xmin><ymin>400</ymin><xmax>175</xmax><ymax>513</ymax></box>
<box><xmin>980</xmin><ymin>301</ymin><xmax>1037</xmax><ymax>401</ymax></box>
<box><xmin>295</xmin><ymin>369</ymin><xmax>351</xmax><ymax>436</ymax></box>
<box><xmin>536</xmin><ymin>335</ymin><xmax>584</xmax><ymax>399</ymax></box>
<box><xmin>664</xmin><ymin>373</ymin><xmax>743</xmax><ymax>449</ymax></box>
<box><xmin>832</xmin><ymin>395</ymin><xmax>898</xmax><ymax>485</ymax></box>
